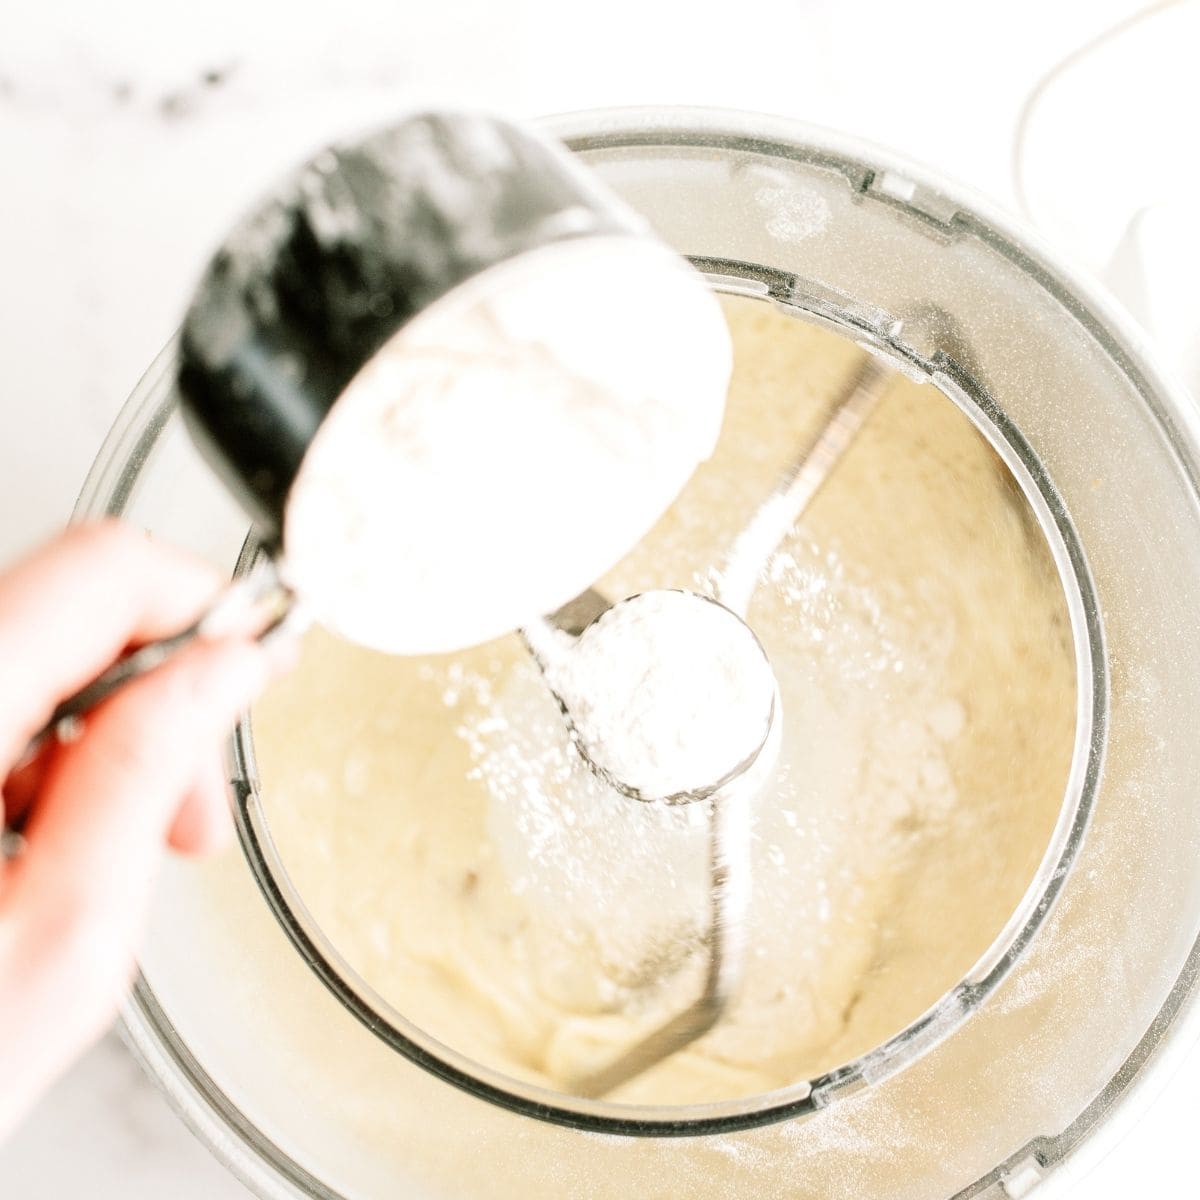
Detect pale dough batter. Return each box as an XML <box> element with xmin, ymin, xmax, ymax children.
<box><xmin>252</xmin><ymin>295</ymin><xmax>1076</xmax><ymax>1105</ymax></box>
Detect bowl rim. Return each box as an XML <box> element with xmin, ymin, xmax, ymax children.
<box><xmin>224</xmin><ymin>275</ymin><xmax>1105</xmax><ymax>1137</ymax></box>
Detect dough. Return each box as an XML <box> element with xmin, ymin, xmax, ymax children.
<box><xmin>253</xmin><ymin>295</ymin><xmax>1076</xmax><ymax>1105</ymax></box>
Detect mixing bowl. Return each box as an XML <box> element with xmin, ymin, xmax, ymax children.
<box><xmin>87</xmin><ymin>108</ymin><xmax>1200</xmax><ymax>1198</ymax></box>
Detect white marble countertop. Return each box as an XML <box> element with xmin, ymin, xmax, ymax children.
<box><xmin>3</xmin><ymin>1</ymin><xmax>1199</xmax><ymax>1195</ymax></box>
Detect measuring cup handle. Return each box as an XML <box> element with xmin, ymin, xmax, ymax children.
<box><xmin>31</xmin><ymin>556</ymin><xmax>300</xmax><ymax>753</ymax></box>
<box><xmin>0</xmin><ymin>558</ymin><xmax>301</xmax><ymax>861</ymax></box>
<box><xmin>1</xmin><ymin>556</ymin><xmax>298</xmax><ymax>859</ymax></box>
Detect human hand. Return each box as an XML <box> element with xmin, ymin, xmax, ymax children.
<box><xmin>0</xmin><ymin>521</ymin><xmax>287</xmax><ymax>1138</ymax></box>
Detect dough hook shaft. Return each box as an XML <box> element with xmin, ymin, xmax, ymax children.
<box><xmin>717</xmin><ymin>352</ymin><xmax>893</xmax><ymax>616</ymax></box>
<box><xmin>551</xmin><ymin>350</ymin><xmax>895</xmax><ymax>1096</ymax></box>
<box><xmin>572</xmin><ymin>783</ymin><xmax>752</xmax><ymax>1097</ymax></box>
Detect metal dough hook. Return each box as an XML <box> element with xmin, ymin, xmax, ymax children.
<box><xmin>523</xmin><ymin>346</ymin><xmax>895</xmax><ymax>1095</ymax></box>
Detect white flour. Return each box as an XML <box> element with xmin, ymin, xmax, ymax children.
<box><xmin>282</xmin><ymin>235</ymin><xmax>732</xmax><ymax>655</ymax></box>
<box><xmin>532</xmin><ymin>590</ymin><xmax>777</xmax><ymax>800</ymax></box>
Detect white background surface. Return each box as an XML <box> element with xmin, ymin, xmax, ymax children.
<box><xmin>2</xmin><ymin>1</ymin><xmax>1199</xmax><ymax>1195</ymax></box>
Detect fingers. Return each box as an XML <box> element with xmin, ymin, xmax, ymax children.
<box><xmin>5</xmin><ymin>746</ymin><xmax>235</xmax><ymax>853</ymax></box>
<box><xmin>1</xmin><ymin>742</ymin><xmax>56</xmax><ymax>828</ymax></box>
<box><xmin>0</xmin><ymin>521</ymin><xmax>223</xmax><ymax>761</ymax></box>
<box><xmin>0</xmin><ymin>527</ymin><xmax>286</xmax><ymax>1139</ymax></box>
<box><xmin>9</xmin><ymin>635</ymin><xmax>270</xmax><ymax>978</ymax></box>
<box><xmin>167</xmin><ymin>755</ymin><xmax>234</xmax><ymax>855</ymax></box>
<box><xmin>0</xmin><ymin>631</ymin><xmax>275</xmax><ymax>1127</ymax></box>
<box><xmin>21</xmin><ymin>635</ymin><xmax>267</xmax><ymax>876</ymax></box>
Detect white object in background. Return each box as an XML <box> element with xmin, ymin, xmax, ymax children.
<box><xmin>1014</xmin><ymin>0</ymin><xmax>1200</xmax><ymax>278</ymax></box>
<box><xmin>1104</xmin><ymin>203</ymin><xmax>1200</xmax><ymax>400</ymax></box>
<box><xmin>1015</xmin><ymin>1</ymin><xmax>1200</xmax><ymax>421</ymax></box>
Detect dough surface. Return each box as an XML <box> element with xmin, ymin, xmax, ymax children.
<box><xmin>253</xmin><ymin>295</ymin><xmax>1077</xmax><ymax>1104</ymax></box>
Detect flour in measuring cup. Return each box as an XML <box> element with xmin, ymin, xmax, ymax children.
<box><xmin>281</xmin><ymin>237</ymin><xmax>732</xmax><ymax>656</ymax></box>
